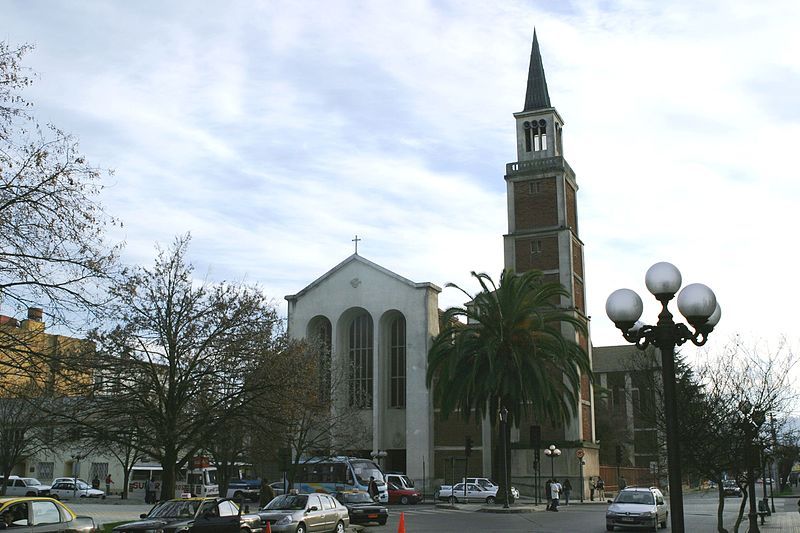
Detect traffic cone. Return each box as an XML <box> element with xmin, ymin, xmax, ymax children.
<box><xmin>397</xmin><ymin>511</ymin><xmax>406</xmax><ymax>533</ymax></box>
<box><xmin>265</xmin><ymin>521</ymin><xmax>272</xmax><ymax>533</ymax></box>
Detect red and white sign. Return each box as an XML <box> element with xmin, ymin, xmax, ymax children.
<box><xmin>576</xmin><ymin>449</ymin><xmax>585</xmax><ymax>459</ymax></box>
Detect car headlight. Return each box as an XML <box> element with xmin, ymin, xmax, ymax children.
<box><xmin>276</xmin><ymin>515</ymin><xmax>293</xmax><ymax>525</ymax></box>
<box><xmin>642</xmin><ymin>511</ymin><xmax>657</xmax><ymax>517</ymax></box>
<box><xmin>606</xmin><ymin>511</ymin><xmax>618</xmax><ymax>517</ymax></box>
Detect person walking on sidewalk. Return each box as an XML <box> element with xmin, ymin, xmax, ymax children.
<box><xmin>589</xmin><ymin>476</ymin><xmax>596</xmax><ymax>501</ymax></box>
<box><xmin>549</xmin><ymin>479</ymin><xmax>562</xmax><ymax>511</ymax></box>
<box><xmin>563</xmin><ymin>479</ymin><xmax>572</xmax><ymax>505</ymax></box>
<box><xmin>596</xmin><ymin>476</ymin><xmax>605</xmax><ymax>500</ymax></box>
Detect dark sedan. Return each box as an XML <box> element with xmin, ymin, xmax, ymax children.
<box><xmin>0</xmin><ymin>497</ymin><xmax>96</xmax><ymax>532</ymax></box>
<box><xmin>722</xmin><ymin>481</ymin><xmax>742</xmax><ymax>497</ymax></box>
<box><xmin>111</xmin><ymin>497</ymin><xmax>261</xmax><ymax>533</ymax></box>
<box><xmin>333</xmin><ymin>490</ymin><xmax>388</xmax><ymax>526</ymax></box>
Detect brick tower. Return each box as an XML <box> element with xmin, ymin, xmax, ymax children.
<box><xmin>503</xmin><ymin>31</ymin><xmax>596</xmax><ymax>470</ymax></box>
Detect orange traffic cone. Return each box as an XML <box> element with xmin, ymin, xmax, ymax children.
<box><xmin>397</xmin><ymin>511</ymin><xmax>406</xmax><ymax>533</ymax></box>
<box><xmin>265</xmin><ymin>521</ymin><xmax>272</xmax><ymax>533</ymax></box>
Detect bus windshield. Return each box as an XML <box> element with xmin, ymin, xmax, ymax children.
<box><xmin>351</xmin><ymin>460</ymin><xmax>384</xmax><ymax>484</ymax></box>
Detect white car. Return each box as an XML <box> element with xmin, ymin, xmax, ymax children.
<box><xmin>2</xmin><ymin>476</ymin><xmax>51</xmax><ymax>496</ymax></box>
<box><xmin>50</xmin><ymin>479</ymin><xmax>106</xmax><ymax>499</ymax></box>
<box><xmin>438</xmin><ymin>482</ymin><xmax>497</xmax><ymax>504</ymax></box>
<box><xmin>51</xmin><ymin>477</ymin><xmax>90</xmax><ymax>486</ymax></box>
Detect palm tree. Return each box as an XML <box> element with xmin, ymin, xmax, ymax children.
<box><xmin>426</xmin><ymin>269</ymin><xmax>591</xmax><ymax>504</ymax></box>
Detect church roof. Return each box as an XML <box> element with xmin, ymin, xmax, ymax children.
<box><xmin>285</xmin><ymin>254</ymin><xmax>441</xmax><ymax>302</ymax></box>
<box><xmin>523</xmin><ymin>29</ymin><xmax>552</xmax><ymax>112</ymax></box>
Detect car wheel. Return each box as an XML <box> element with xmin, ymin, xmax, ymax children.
<box><xmin>486</xmin><ymin>496</ymin><xmax>496</xmax><ymax>504</ymax></box>
<box><xmin>378</xmin><ymin>518</ymin><xmax>387</xmax><ymax>525</ymax></box>
<box><xmin>333</xmin><ymin>520</ymin><xmax>346</xmax><ymax>533</ymax></box>
<box><xmin>606</xmin><ymin>526</ymin><xmax>614</xmax><ymax>531</ymax></box>
<box><xmin>296</xmin><ymin>524</ymin><xmax>306</xmax><ymax>533</ymax></box>
<box><xmin>234</xmin><ymin>491</ymin><xmax>244</xmax><ymax>500</ymax></box>
<box><xmin>400</xmin><ymin>495</ymin><xmax>409</xmax><ymax>505</ymax></box>
<box><xmin>26</xmin><ymin>491</ymin><xmax>36</xmax><ymax>496</ymax></box>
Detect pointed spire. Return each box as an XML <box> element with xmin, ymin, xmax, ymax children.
<box><xmin>523</xmin><ymin>29</ymin><xmax>551</xmax><ymax>112</ymax></box>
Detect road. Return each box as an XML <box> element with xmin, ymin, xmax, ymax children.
<box><xmin>67</xmin><ymin>486</ymin><xmax>800</xmax><ymax>532</ymax></box>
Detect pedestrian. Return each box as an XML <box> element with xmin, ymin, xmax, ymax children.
<box><xmin>589</xmin><ymin>476</ymin><xmax>596</xmax><ymax>501</ymax></box>
<box><xmin>545</xmin><ymin>479</ymin><xmax>552</xmax><ymax>510</ymax></box>
<box><xmin>145</xmin><ymin>478</ymin><xmax>156</xmax><ymax>504</ymax></box>
<box><xmin>92</xmin><ymin>475</ymin><xmax>100</xmax><ymax>490</ymax></box>
<box><xmin>563</xmin><ymin>478</ymin><xmax>572</xmax><ymax>505</ymax></box>
<box><xmin>619</xmin><ymin>476</ymin><xmax>627</xmax><ymax>491</ymax></box>
<box><xmin>260</xmin><ymin>479</ymin><xmax>276</xmax><ymax>508</ymax></box>
<box><xmin>368</xmin><ymin>476</ymin><xmax>379</xmax><ymax>502</ymax></box>
<box><xmin>105</xmin><ymin>474</ymin><xmax>114</xmax><ymax>496</ymax></box>
<box><xmin>596</xmin><ymin>476</ymin><xmax>605</xmax><ymax>500</ymax></box>
<box><xmin>550</xmin><ymin>478</ymin><xmax>562</xmax><ymax>511</ymax></box>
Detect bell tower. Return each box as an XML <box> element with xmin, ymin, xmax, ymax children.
<box><xmin>503</xmin><ymin>31</ymin><xmax>595</xmax><ymax>448</ymax></box>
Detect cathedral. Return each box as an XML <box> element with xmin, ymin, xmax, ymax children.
<box><xmin>285</xmin><ymin>31</ymin><xmax>598</xmax><ymax>492</ymax></box>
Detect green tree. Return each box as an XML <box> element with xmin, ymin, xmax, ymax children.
<box><xmin>426</xmin><ymin>269</ymin><xmax>591</xmax><ymax>504</ymax></box>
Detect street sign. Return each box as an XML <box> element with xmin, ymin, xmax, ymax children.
<box><xmin>576</xmin><ymin>449</ymin><xmax>585</xmax><ymax>459</ymax></box>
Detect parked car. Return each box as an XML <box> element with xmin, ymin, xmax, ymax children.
<box><xmin>2</xmin><ymin>476</ymin><xmax>51</xmax><ymax>497</ymax></box>
<box><xmin>437</xmin><ymin>482</ymin><xmax>497</xmax><ymax>504</ymax></box>
<box><xmin>111</xmin><ymin>497</ymin><xmax>261</xmax><ymax>533</ymax></box>
<box><xmin>333</xmin><ymin>490</ymin><xmax>389</xmax><ymax>525</ymax></box>
<box><xmin>723</xmin><ymin>480</ymin><xmax>742</xmax><ymax>497</ymax></box>
<box><xmin>227</xmin><ymin>481</ymin><xmax>259</xmax><ymax>502</ymax></box>
<box><xmin>605</xmin><ymin>486</ymin><xmax>668</xmax><ymax>531</ymax></box>
<box><xmin>51</xmin><ymin>478</ymin><xmax>90</xmax><ymax>487</ymax></box>
<box><xmin>435</xmin><ymin>478</ymin><xmax>519</xmax><ymax>502</ymax></box>
<box><xmin>385</xmin><ymin>474</ymin><xmax>422</xmax><ymax>504</ymax></box>
<box><xmin>0</xmin><ymin>496</ymin><xmax>97</xmax><ymax>531</ymax></box>
<box><xmin>50</xmin><ymin>480</ymin><xmax>105</xmax><ymax>499</ymax></box>
<box><xmin>387</xmin><ymin>482</ymin><xmax>422</xmax><ymax>505</ymax></box>
<box><xmin>270</xmin><ymin>481</ymin><xmax>286</xmax><ymax>496</ymax></box>
<box><xmin>464</xmin><ymin>477</ymin><xmax>520</xmax><ymax>500</ymax></box>
<box><xmin>255</xmin><ymin>492</ymin><xmax>349</xmax><ymax>533</ymax></box>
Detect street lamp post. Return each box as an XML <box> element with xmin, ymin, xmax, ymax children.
<box><xmin>544</xmin><ymin>444</ymin><xmax>561</xmax><ymax>479</ymax></box>
<box><xmin>499</xmin><ymin>407</ymin><xmax>510</xmax><ymax>508</ymax></box>
<box><xmin>739</xmin><ymin>400</ymin><xmax>765</xmax><ymax>532</ymax></box>
<box><xmin>606</xmin><ymin>262</ymin><xmax>721</xmax><ymax>533</ymax></box>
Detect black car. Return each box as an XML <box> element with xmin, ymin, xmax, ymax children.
<box><xmin>112</xmin><ymin>497</ymin><xmax>261</xmax><ymax>533</ymax></box>
<box><xmin>333</xmin><ymin>490</ymin><xmax>388</xmax><ymax>526</ymax></box>
<box><xmin>722</xmin><ymin>481</ymin><xmax>742</xmax><ymax>497</ymax></box>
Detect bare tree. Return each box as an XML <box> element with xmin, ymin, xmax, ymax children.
<box><xmin>0</xmin><ymin>41</ymin><xmax>121</xmax><ymax>346</ymax></box>
<box><xmin>78</xmin><ymin>234</ymin><xmax>287</xmax><ymax>500</ymax></box>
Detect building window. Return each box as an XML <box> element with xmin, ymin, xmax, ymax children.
<box><xmin>389</xmin><ymin>316</ymin><xmax>406</xmax><ymax>408</ymax></box>
<box><xmin>523</xmin><ymin>121</ymin><xmax>532</xmax><ymax>152</ymax></box>
<box><xmin>348</xmin><ymin>313</ymin><xmax>373</xmax><ymax>408</ymax></box>
<box><xmin>312</xmin><ymin>318</ymin><xmax>332</xmax><ymax>402</ymax></box>
<box><xmin>528</xmin><ymin>181</ymin><xmax>541</xmax><ymax>194</ymax></box>
<box><xmin>530</xmin><ymin>240</ymin><xmax>542</xmax><ymax>255</ymax></box>
<box><xmin>37</xmin><ymin>462</ymin><xmax>54</xmax><ymax>481</ymax></box>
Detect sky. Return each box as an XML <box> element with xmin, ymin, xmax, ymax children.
<box><xmin>5</xmin><ymin>0</ymin><xmax>800</xmax><ymax>358</ymax></box>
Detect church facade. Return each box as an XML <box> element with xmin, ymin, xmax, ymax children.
<box><xmin>285</xmin><ymin>32</ymin><xmax>598</xmax><ymax>492</ymax></box>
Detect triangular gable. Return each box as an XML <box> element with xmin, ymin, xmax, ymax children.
<box><xmin>285</xmin><ymin>254</ymin><xmax>441</xmax><ymax>302</ymax></box>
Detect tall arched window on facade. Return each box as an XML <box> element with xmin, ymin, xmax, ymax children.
<box><xmin>309</xmin><ymin>317</ymin><xmax>332</xmax><ymax>402</ymax></box>
<box><xmin>348</xmin><ymin>313</ymin><xmax>373</xmax><ymax>408</ymax></box>
<box><xmin>389</xmin><ymin>316</ymin><xmax>406</xmax><ymax>408</ymax></box>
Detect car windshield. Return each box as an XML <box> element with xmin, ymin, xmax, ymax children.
<box><xmin>76</xmin><ymin>482</ymin><xmax>90</xmax><ymax>490</ymax></box>
<box><xmin>148</xmin><ymin>500</ymin><xmax>201</xmax><ymax>518</ymax></box>
<box><xmin>351</xmin><ymin>460</ymin><xmax>384</xmax><ymax>484</ymax></box>
<box><xmin>616</xmin><ymin>491</ymin><xmax>655</xmax><ymax>505</ymax></box>
<box><xmin>265</xmin><ymin>495</ymin><xmax>308</xmax><ymax>511</ymax></box>
<box><xmin>337</xmin><ymin>492</ymin><xmax>372</xmax><ymax>504</ymax></box>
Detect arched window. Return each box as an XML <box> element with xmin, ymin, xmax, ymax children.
<box><xmin>348</xmin><ymin>313</ymin><xmax>373</xmax><ymax>408</ymax></box>
<box><xmin>389</xmin><ymin>316</ymin><xmax>406</xmax><ymax>408</ymax></box>
<box><xmin>309</xmin><ymin>317</ymin><xmax>332</xmax><ymax>402</ymax></box>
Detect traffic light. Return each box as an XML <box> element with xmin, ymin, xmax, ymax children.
<box><xmin>465</xmin><ymin>436</ymin><xmax>473</xmax><ymax>457</ymax></box>
<box><xmin>615</xmin><ymin>444</ymin><xmax>623</xmax><ymax>465</ymax></box>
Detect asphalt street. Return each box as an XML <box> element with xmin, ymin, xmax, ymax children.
<box><xmin>67</xmin><ymin>485</ymin><xmax>800</xmax><ymax>532</ymax></box>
